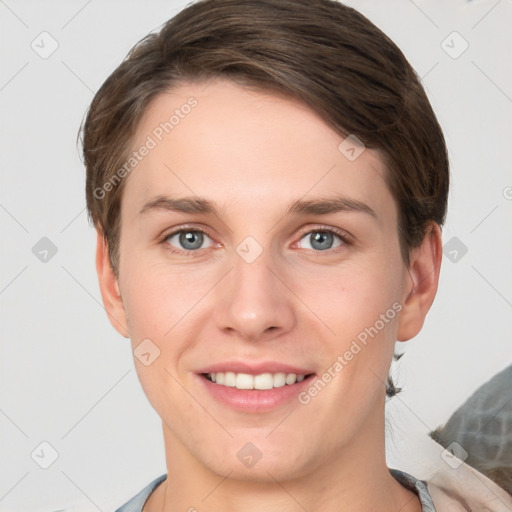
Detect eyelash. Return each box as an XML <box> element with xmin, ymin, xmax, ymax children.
<box><xmin>159</xmin><ymin>225</ymin><xmax>352</xmax><ymax>257</ymax></box>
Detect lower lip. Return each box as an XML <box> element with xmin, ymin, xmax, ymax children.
<box><xmin>197</xmin><ymin>374</ymin><xmax>315</xmax><ymax>413</ymax></box>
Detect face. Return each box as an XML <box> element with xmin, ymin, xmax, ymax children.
<box><xmin>110</xmin><ymin>78</ymin><xmax>416</xmax><ymax>482</ymax></box>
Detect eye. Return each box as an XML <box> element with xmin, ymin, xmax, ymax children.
<box><xmin>162</xmin><ymin>228</ymin><xmax>215</xmax><ymax>255</ymax></box>
<box><xmin>160</xmin><ymin>225</ymin><xmax>351</xmax><ymax>256</ymax></box>
<box><xmin>296</xmin><ymin>227</ymin><xmax>350</xmax><ymax>252</ymax></box>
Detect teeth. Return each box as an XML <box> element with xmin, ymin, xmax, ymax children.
<box><xmin>285</xmin><ymin>373</ymin><xmax>296</xmax><ymax>385</ymax></box>
<box><xmin>206</xmin><ymin>372</ymin><xmax>308</xmax><ymax>390</ymax></box>
<box><xmin>236</xmin><ymin>373</ymin><xmax>253</xmax><ymax>389</ymax></box>
<box><xmin>224</xmin><ymin>372</ymin><xmax>236</xmax><ymax>387</ymax></box>
<box><xmin>273</xmin><ymin>372</ymin><xmax>286</xmax><ymax>388</ymax></box>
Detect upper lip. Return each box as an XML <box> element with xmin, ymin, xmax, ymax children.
<box><xmin>196</xmin><ymin>361</ymin><xmax>315</xmax><ymax>376</ymax></box>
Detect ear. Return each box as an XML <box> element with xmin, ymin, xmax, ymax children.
<box><xmin>95</xmin><ymin>228</ymin><xmax>130</xmax><ymax>338</ymax></box>
<box><xmin>397</xmin><ymin>222</ymin><xmax>443</xmax><ymax>342</ymax></box>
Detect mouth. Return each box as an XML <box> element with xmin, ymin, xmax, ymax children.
<box><xmin>201</xmin><ymin>371</ymin><xmax>315</xmax><ymax>390</ymax></box>
<box><xmin>197</xmin><ymin>369</ymin><xmax>316</xmax><ymax>413</ymax></box>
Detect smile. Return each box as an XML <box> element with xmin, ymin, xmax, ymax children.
<box><xmin>203</xmin><ymin>371</ymin><xmax>310</xmax><ymax>390</ymax></box>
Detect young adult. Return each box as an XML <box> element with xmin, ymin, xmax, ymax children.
<box><xmin>80</xmin><ymin>1</ymin><xmax>497</xmax><ymax>510</ymax></box>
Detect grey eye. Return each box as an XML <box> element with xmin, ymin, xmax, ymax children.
<box><xmin>165</xmin><ymin>230</ymin><xmax>211</xmax><ymax>251</ymax></box>
<box><xmin>299</xmin><ymin>230</ymin><xmax>343</xmax><ymax>251</ymax></box>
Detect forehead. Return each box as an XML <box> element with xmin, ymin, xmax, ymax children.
<box><xmin>122</xmin><ymin>78</ymin><xmax>395</xmax><ymax>226</ymax></box>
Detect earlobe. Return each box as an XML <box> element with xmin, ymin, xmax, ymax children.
<box><xmin>396</xmin><ymin>223</ymin><xmax>443</xmax><ymax>342</ymax></box>
<box><xmin>95</xmin><ymin>229</ymin><xmax>130</xmax><ymax>338</ymax></box>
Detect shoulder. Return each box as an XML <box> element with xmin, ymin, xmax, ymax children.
<box><xmin>389</xmin><ymin>468</ymin><xmax>436</xmax><ymax>512</ymax></box>
<box><xmin>113</xmin><ymin>470</ymin><xmax>435</xmax><ymax>512</ymax></box>
<box><xmin>114</xmin><ymin>474</ymin><xmax>167</xmax><ymax>512</ymax></box>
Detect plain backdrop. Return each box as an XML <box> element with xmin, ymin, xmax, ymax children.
<box><xmin>1</xmin><ymin>0</ymin><xmax>511</xmax><ymax>510</ymax></box>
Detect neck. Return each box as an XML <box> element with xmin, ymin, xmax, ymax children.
<box><xmin>145</xmin><ymin>406</ymin><xmax>422</xmax><ymax>512</ymax></box>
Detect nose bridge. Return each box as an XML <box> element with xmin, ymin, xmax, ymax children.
<box><xmin>213</xmin><ymin>238</ymin><xmax>295</xmax><ymax>341</ymax></box>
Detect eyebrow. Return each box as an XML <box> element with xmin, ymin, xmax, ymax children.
<box><xmin>139</xmin><ymin>194</ymin><xmax>377</xmax><ymax>219</ymax></box>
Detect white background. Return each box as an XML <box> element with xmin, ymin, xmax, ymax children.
<box><xmin>1</xmin><ymin>0</ymin><xmax>511</xmax><ymax>510</ymax></box>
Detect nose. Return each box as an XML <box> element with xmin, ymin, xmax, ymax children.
<box><xmin>213</xmin><ymin>246</ymin><xmax>296</xmax><ymax>342</ymax></box>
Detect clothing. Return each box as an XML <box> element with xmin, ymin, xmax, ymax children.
<box><xmin>113</xmin><ymin>468</ymin><xmax>436</xmax><ymax>511</ymax></box>
<box><xmin>114</xmin><ymin>473</ymin><xmax>166</xmax><ymax>512</ymax></box>
<box><xmin>429</xmin><ymin>363</ymin><xmax>512</xmax><ymax>495</ymax></box>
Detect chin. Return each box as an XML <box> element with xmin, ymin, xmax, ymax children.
<box><xmin>199</xmin><ymin>440</ymin><xmax>315</xmax><ymax>484</ymax></box>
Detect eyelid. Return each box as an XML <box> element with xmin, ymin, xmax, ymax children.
<box><xmin>295</xmin><ymin>224</ymin><xmax>353</xmax><ymax>244</ymax></box>
<box><xmin>291</xmin><ymin>225</ymin><xmax>353</xmax><ymax>255</ymax></box>
<box><xmin>160</xmin><ymin>224</ymin><xmax>213</xmax><ymax>240</ymax></box>
<box><xmin>159</xmin><ymin>224</ymin><xmax>217</xmax><ymax>253</ymax></box>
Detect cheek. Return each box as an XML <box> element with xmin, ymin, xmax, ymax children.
<box><xmin>307</xmin><ymin>259</ymin><xmax>402</xmax><ymax>336</ymax></box>
<box><xmin>120</xmin><ymin>255</ymin><xmax>209</xmax><ymax>339</ymax></box>
<box><xmin>120</xmin><ymin>266</ymin><xmax>195</xmax><ymax>413</ymax></box>
<box><xmin>305</xmin><ymin>257</ymin><xmax>403</xmax><ymax>391</ymax></box>
<box><xmin>123</xmin><ymin>278</ymin><xmax>170</xmax><ymax>340</ymax></box>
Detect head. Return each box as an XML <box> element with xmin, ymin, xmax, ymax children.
<box><xmin>80</xmin><ymin>0</ymin><xmax>448</xmax><ymax>483</ymax></box>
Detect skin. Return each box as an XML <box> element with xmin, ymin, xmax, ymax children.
<box><xmin>96</xmin><ymin>78</ymin><xmax>442</xmax><ymax>511</ymax></box>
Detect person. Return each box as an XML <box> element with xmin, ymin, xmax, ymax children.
<box><xmin>78</xmin><ymin>0</ymin><xmax>507</xmax><ymax>510</ymax></box>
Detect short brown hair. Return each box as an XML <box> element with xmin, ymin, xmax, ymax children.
<box><xmin>80</xmin><ymin>0</ymin><xmax>449</xmax><ymax>279</ymax></box>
